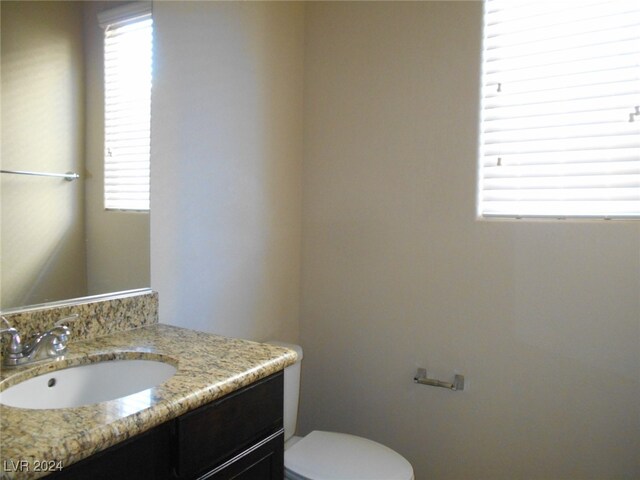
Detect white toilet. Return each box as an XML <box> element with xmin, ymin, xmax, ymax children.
<box><xmin>268</xmin><ymin>342</ymin><xmax>414</xmax><ymax>480</ymax></box>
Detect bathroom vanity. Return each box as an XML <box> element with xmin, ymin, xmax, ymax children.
<box><xmin>0</xmin><ymin>301</ymin><xmax>296</xmax><ymax>480</ymax></box>
<box><xmin>49</xmin><ymin>371</ymin><xmax>284</xmax><ymax>479</ymax></box>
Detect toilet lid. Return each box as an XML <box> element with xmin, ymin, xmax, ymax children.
<box><xmin>285</xmin><ymin>431</ymin><xmax>414</xmax><ymax>480</ymax></box>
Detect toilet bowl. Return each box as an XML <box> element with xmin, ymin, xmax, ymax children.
<box><xmin>267</xmin><ymin>341</ymin><xmax>414</xmax><ymax>480</ymax></box>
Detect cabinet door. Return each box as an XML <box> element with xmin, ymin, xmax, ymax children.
<box><xmin>176</xmin><ymin>372</ymin><xmax>283</xmax><ymax>479</ymax></box>
<box><xmin>196</xmin><ymin>430</ymin><xmax>284</xmax><ymax>480</ymax></box>
<box><xmin>48</xmin><ymin>422</ymin><xmax>173</xmax><ymax>480</ymax></box>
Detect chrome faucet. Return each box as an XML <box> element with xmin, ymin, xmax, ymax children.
<box><xmin>0</xmin><ymin>315</ymin><xmax>75</xmax><ymax>367</ymax></box>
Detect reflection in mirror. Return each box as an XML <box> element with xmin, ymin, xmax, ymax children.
<box><xmin>1</xmin><ymin>1</ymin><xmax>150</xmax><ymax>311</ymax></box>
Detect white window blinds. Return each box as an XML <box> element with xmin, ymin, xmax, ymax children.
<box><xmin>100</xmin><ymin>3</ymin><xmax>152</xmax><ymax>211</ymax></box>
<box><xmin>478</xmin><ymin>0</ymin><xmax>640</xmax><ymax>219</ymax></box>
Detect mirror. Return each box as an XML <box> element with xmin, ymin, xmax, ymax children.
<box><xmin>1</xmin><ymin>1</ymin><xmax>150</xmax><ymax>311</ymax></box>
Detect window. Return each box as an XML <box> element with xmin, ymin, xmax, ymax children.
<box><xmin>99</xmin><ymin>2</ymin><xmax>153</xmax><ymax>211</ymax></box>
<box><xmin>478</xmin><ymin>0</ymin><xmax>640</xmax><ymax>219</ymax></box>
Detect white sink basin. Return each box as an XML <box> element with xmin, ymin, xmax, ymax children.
<box><xmin>0</xmin><ymin>359</ymin><xmax>177</xmax><ymax>410</ymax></box>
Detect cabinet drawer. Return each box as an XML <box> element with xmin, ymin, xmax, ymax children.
<box><xmin>176</xmin><ymin>371</ymin><xmax>283</xmax><ymax>479</ymax></box>
<box><xmin>197</xmin><ymin>429</ymin><xmax>284</xmax><ymax>480</ymax></box>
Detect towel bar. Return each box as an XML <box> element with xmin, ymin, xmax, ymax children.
<box><xmin>1</xmin><ymin>169</ymin><xmax>79</xmax><ymax>181</ymax></box>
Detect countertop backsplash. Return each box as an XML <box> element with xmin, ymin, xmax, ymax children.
<box><xmin>0</xmin><ymin>290</ymin><xmax>158</xmax><ymax>364</ymax></box>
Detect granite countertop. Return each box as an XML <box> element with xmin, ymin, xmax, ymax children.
<box><xmin>0</xmin><ymin>324</ymin><xmax>297</xmax><ymax>479</ymax></box>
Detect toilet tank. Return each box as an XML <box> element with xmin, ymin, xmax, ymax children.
<box><xmin>266</xmin><ymin>341</ymin><xmax>303</xmax><ymax>442</ymax></box>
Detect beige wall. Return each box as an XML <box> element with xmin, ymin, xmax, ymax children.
<box><xmin>83</xmin><ymin>1</ymin><xmax>150</xmax><ymax>297</ymax></box>
<box><xmin>300</xmin><ymin>2</ymin><xmax>640</xmax><ymax>479</ymax></box>
<box><xmin>147</xmin><ymin>2</ymin><xmax>638</xmax><ymax>477</ymax></box>
<box><xmin>150</xmin><ymin>2</ymin><xmax>304</xmax><ymax>342</ymax></box>
<box><xmin>1</xmin><ymin>1</ymin><xmax>87</xmax><ymax>308</ymax></box>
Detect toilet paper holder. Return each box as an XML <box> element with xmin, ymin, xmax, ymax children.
<box><xmin>414</xmin><ymin>368</ymin><xmax>464</xmax><ymax>391</ymax></box>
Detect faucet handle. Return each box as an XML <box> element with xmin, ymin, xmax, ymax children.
<box><xmin>48</xmin><ymin>325</ymin><xmax>71</xmax><ymax>355</ymax></box>
<box><xmin>54</xmin><ymin>314</ymin><xmax>79</xmax><ymax>327</ymax></box>
<box><xmin>1</xmin><ymin>315</ymin><xmax>15</xmax><ymax>332</ymax></box>
<box><xmin>50</xmin><ymin>324</ymin><xmax>71</xmax><ymax>341</ymax></box>
<box><xmin>0</xmin><ymin>316</ymin><xmax>23</xmax><ymax>354</ymax></box>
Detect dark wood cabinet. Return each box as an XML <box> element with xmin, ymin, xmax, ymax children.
<box><xmin>49</xmin><ymin>372</ymin><xmax>284</xmax><ymax>480</ymax></box>
<box><xmin>177</xmin><ymin>370</ymin><xmax>283</xmax><ymax>479</ymax></box>
<box><xmin>48</xmin><ymin>421</ymin><xmax>175</xmax><ymax>480</ymax></box>
<box><xmin>196</xmin><ymin>430</ymin><xmax>283</xmax><ymax>480</ymax></box>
